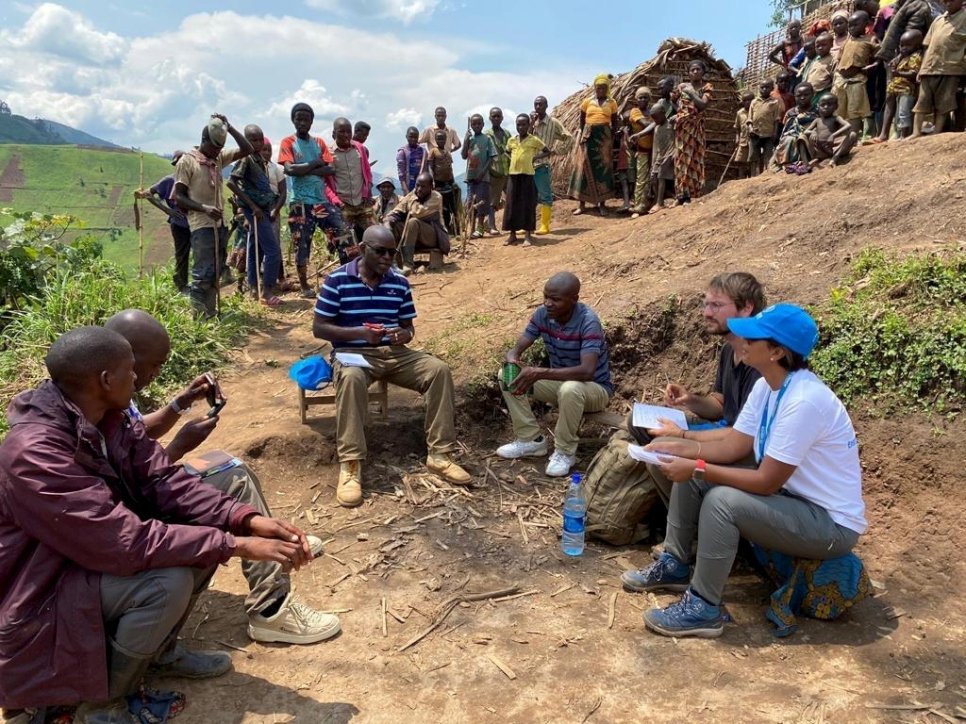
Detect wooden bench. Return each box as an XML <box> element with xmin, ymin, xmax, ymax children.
<box><xmin>298</xmin><ymin>380</ymin><xmax>389</xmax><ymax>424</ymax></box>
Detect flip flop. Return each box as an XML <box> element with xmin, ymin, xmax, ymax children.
<box><xmin>260</xmin><ymin>296</ymin><xmax>283</xmax><ymax>307</ymax></box>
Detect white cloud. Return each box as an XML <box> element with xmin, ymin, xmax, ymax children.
<box><xmin>304</xmin><ymin>0</ymin><xmax>441</xmax><ymax>24</ymax></box>
<box><xmin>265</xmin><ymin>80</ymin><xmax>350</xmax><ymax>120</ymax></box>
<box><xmin>0</xmin><ymin>3</ymin><xmax>126</xmax><ymax>65</ymax></box>
<box><xmin>385</xmin><ymin>108</ymin><xmax>423</xmax><ymax>130</ymax></box>
<box><xmin>0</xmin><ymin>4</ymin><xmax>588</xmax><ymax>175</ymax></box>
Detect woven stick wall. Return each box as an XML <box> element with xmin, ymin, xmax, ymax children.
<box><xmin>742</xmin><ymin>0</ymin><xmax>854</xmax><ymax>88</ymax></box>
<box><xmin>549</xmin><ymin>38</ymin><xmax>741</xmax><ymax>197</ymax></box>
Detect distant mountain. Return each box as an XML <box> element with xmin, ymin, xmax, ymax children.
<box><xmin>42</xmin><ymin>120</ymin><xmax>120</xmax><ymax>149</ymax></box>
<box><xmin>0</xmin><ymin>113</ymin><xmax>118</xmax><ymax>149</ymax></box>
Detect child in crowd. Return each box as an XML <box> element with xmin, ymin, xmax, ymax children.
<box><xmin>627</xmin><ymin>86</ymin><xmax>654</xmax><ymax>217</ymax></box>
<box><xmin>503</xmin><ymin>113</ymin><xmax>549</xmax><ymax>247</ymax></box>
<box><xmin>833</xmin><ymin>11</ymin><xmax>880</xmax><ymax>134</ymax></box>
<box><xmin>773</xmin><ymin>82</ymin><xmax>818</xmax><ymax>172</ymax></box>
<box><xmin>748</xmin><ymin>79</ymin><xmax>784</xmax><ymax>176</ymax></box>
<box><xmin>428</xmin><ymin>128</ymin><xmax>458</xmax><ymax>233</ymax></box>
<box><xmin>793</xmin><ymin>39</ymin><xmax>817</xmax><ymax>81</ymax></box>
<box><xmin>769</xmin><ymin>19</ymin><xmax>804</xmax><ymax>69</ymax></box>
<box><xmin>830</xmin><ymin>10</ymin><xmax>851</xmax><ymax>63</ymax></box>
<box><xmin>461</xmin><ymin>113</ymin><xmax>496</xmax><ymax>237</ymax></box>
<box><xmin>373</xmin><ymin>178</ymin><xmax>398</xmax><ymax>224</ymax></box>
<box><xmin>485</xmin><ymin>107</ymin><xmax>511</xmax><ymax>234</ymax></box>
<box><xmin>733</xmin><ymin>91</ymin><xmax>754</xmax><ymax>179</ymax></box>
<box><xmin>773</xmin><ymin>71</ymin><xmax>796</xmax><ymax>114</ymax></box>
<box><xmin>802</xmin><ymin>33</ymin><xmax>836</xmax><ymax>102</ymax></box>
<box><xmin>913</xmin><ymin>0</ymin><xmax>966</xmax><ymax>137</ymax></box>
<box><xmin>876</xmin><ymin>29</ymin><xmax>924</xmax><ymax>141</ymax></box>
<box><xmin>802</xmin><ymin>94</ymin><xmax>858</xmax><ymax>167</ymax></box>
<box><xmin>655</xmin><ymin>76</ymin><xmax>678</xmax><ymax>120</ymax></box>
<box><xmin>647</xmin><ymin>102</ymin><xmax>676</xmax><ymax>212</ymax></box>
<box><xmin>353</xmin><ymin>121</ymin><xmax>372</xmax><ymax>162</ymax></box>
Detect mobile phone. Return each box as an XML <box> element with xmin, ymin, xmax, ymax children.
<box><xmin>206</xmin><ymin>398</ymin><xmax>226</xmax><ymax>418</ymax></box>
<box><xmin>204</xmin><ymin>372</ymin><xmax>218</xmax><ymax>407</ymax></box>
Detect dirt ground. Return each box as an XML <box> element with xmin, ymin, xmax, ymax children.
<box><xmin>0</xmin><ymin>153</ymin><xmax>24</xmax><ymax>203</ymax></box>
<box><xmin>161</xmin><ymin>134</ymin><xmax>965</xmax><ymax>723</ymax></box>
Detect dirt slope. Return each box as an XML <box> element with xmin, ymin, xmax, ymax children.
<box><xmin>165</xmin><ymin>134</ymin><xmax>965</xmax><ymax>723</ymax></box>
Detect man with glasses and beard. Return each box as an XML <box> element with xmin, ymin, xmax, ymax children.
<box><xmin>312</xmin><ymin>226</ymin><xmax>471</xmax><ymax>508</ymax></box>
<box><xmin>631</xmin><ymin>272</ymin><xmax>766</xmax><ymax>507</ymax></box>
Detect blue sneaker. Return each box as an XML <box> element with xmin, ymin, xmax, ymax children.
<box><xmin>643</xmin><ymin>587</ymin><xmax>724</xmax><ymax>638</ymax></box>
<box><xmin>621</xmin><ymin>552</ymin><xmax>690</xmax><ymax>593</ymax></box>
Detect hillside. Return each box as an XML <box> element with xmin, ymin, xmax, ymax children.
<box><xmin>0</xmin><ymin>144</ymin><xmax>174</xmax><ymax>268</ymax></box>
<box><xmin>152</xmin><ymin>133</ymin><xmax>965</xmax><ymax>721</ymax></box>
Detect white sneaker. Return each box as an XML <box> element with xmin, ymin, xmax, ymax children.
<box><xmin>496</xmin><ymin>437</ymin><xmax>549</xmax><ymax>459</ymax></box>
<box><xmin>248</xmin><ymin>593</ymin><xmax>341</xmax><ymax>645</ymax></box>
<box><xmin>545</xmin><ymin>450</ymin><xmax>576</xmax><ymax>477</ymax></box>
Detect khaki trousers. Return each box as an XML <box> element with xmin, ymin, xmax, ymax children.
<box><xmin>334</xmin><ymin>346</ymin><xmax>458</xmax><ymax>461</ymax></box>
<box><xmin>501</xmin><ymin>378</ymin><xmax>610</xmax><ymax>456</ymax></box>
<box><xmin>402</xmin><ymin>217</ymin><xmax>437</xmax><ymax>252</ymax></box>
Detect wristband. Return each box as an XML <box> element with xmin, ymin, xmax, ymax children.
<box><xmin>170</xmin><ymin>397</ymin><xmax>191</xmax><ymax>415</ymax></box>
<box><xmin>693</xmin><ymin>459</ymin><xmax>707</xmax><ymax>482</ymax></box>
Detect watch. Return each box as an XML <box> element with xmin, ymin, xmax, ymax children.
<box><xmin>693</xmin><ymin>459</ymin><xmax>707</xmax><ymax>482</ymax></box>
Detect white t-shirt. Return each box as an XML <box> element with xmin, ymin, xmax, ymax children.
<box><xmin>267</xmin><ymin>161</ymin><xmax>286</xmax><ymax>195</ymax></box>
<box><xmin>733</xmin><ymin>370</ymin><xmax>867</xmax><ymax>534</ymax></box>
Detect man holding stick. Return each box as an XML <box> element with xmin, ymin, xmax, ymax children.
<box><xmin>530</xmin><ymin>96</ymin><xmax>572</xmax><ymax>235</ymax></box>
<box><xmin>135</xmin><ymin>151</ymin><xmax>190</xmax><ymax>293</ymax></box>
<box><xmin>174</xmin><ymin>114</ymin><xmax>253</xmax><ymax>318</ymax></box>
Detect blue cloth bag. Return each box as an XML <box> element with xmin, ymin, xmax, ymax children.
<box><xmin>288</xmin><ymin>355</ymin><xmax>333</xmax><ymax>390</ymax></box>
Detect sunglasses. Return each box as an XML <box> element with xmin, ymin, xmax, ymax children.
<box><xmin>366</xmin><ymin>245</ymin><xmax>396</xmax><ymax>257</ymax></box>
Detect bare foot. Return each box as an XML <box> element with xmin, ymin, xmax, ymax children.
<box><xmin>503</xmin><ymin>235</ymin><xmax>516</xmax><ymax>246</ymax></box>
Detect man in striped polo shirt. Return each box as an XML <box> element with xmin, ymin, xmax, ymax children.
<box><xmin>312</xmin><ymin>226</ymin><xmax>471</xmax><ymax>506</ymax></box>
<box><xmin>497</xmin><ymin>272</ymin><xmax>613</xmax><ymax>477</ymax></box>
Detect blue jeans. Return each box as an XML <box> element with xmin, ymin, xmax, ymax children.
<box><xmin>188</xmin><ymin>225</ymin><xmax>228</xmax><ymax>318</ymax></box>
<box><xmin>243</xmin><ymin>209</ymin><xmax>280</xmax><ymax>296</ymax></box>
<box><xmin>288</xmin><ymin>201</ymin><xmax>347</xmax><ymax>267</ymax></box>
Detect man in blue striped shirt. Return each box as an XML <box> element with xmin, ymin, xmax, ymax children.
<box><xmin>497</xmin><ymin>272</ymin><xmax>613</xmax><ymax>477</ymax></box>
<box><xmin>313</xmin><ymin>226</ymin><xmax>470</xmax><ymax>506</ymax></box>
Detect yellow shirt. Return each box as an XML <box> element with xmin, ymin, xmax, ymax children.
<box><xmin>507</xmin><ymin>135</ymin><xmax>546</xmax><ymax>175</ymax></box>
<box><xmin>921</xmin><ymin>8</ymin><xmax>966</xmax><ymax>76</ymax></box>
<box><xmin>580</xmin><ymin>97</ymin><xmax>618</xmax><ymax>126</ymax></box>
<box><xmin>628</xmin><ymin>107</ymin><xmax>653</xmax><ymax>151</ymax></box>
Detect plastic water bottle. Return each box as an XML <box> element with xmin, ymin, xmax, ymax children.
<box><xmin>561</xmin><ymin>473</ymin><xmax>586</xmax><ymax>557</ymax></box>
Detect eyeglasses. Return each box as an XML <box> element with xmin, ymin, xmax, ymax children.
<box><xmin>366</xmin><ymin>245</ymin><xmax>395</xmax><ymax>257</ymax></box>
<box><xmin>702</xmin><ymin>301</ymin><xmax>732</xmax><ymax>311</ymax></box>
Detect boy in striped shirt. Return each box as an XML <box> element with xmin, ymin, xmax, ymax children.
<box><xmin>497</xmin><ymin>272</ymin><xmax>613</xmax><ymax>477</ymax></box>
<box><xmin>312</xmin><ymin>226</ymin><xmax>470</xmax><ymax>506</ymax></box>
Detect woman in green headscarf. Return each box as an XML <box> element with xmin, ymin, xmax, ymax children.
<box><xmin>569</xmin><ymin>73</ymin><xmax>619</xmax><ymax>216</ymax></box>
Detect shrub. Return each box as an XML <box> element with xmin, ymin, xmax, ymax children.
<box><xmin>810</xmin><ymin>248</ymin><xmax>966</xmax><ymax>414</ymax></box>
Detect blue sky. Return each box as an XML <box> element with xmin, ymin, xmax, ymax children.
<box><xmin>0</xmin><ymin>1</ymin><xmax>776</xmax><ymax>176</ymax></box>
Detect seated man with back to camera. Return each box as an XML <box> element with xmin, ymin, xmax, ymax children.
<box><xmin>312</xmin><ymin>225</ymin><xmax>470</xmax><ymax>508</ymax></box>
<box><xmin>104</xmin><ymin>309</ymin><xmax>340</xmax><ymax>647</ymax></box>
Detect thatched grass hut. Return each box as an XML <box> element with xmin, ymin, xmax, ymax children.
<box><xmin>550</xmin><ymin>38</ymin><xmax>741</xmax><ymax>197</ymax></box>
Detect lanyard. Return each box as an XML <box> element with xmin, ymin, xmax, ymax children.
<box><xmin>757</xmin><ymin>373</ymin><xmax>794</xmax><ymax>462</ymax></box>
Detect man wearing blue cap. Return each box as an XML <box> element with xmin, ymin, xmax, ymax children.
<box><xmin>621</xmin><ymin>303</ymin><xmax>868</xmax><ymax>638</ymax></box>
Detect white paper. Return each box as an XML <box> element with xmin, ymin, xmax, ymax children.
<box><xmin>627</xmin><ymin>444</ymin><xmax>679</xmax><ymax>466</ymax></box>
<box><xmin>631</xmin><ymin>403</ymin><xmax>688</xmax><ymax>431</ymax></box>
<box><xmin>334</xmin><ymin>352</ymin><xmax>374</xmax><ymax>369</ymax></box>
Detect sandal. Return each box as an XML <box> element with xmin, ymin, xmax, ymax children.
<box><xmin>260</xmin><ymin>295</ymin><xmax>283</xmax><ymax>307</ymax></box>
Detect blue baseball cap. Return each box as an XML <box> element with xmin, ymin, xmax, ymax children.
<box><xmin>726</xmin><ymin>303</ymin><xmax>819</xmax><ymax>359</ymax></box>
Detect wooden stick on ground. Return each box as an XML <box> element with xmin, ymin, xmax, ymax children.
<box><xmin>398</xmin><ymin>586</ymin><xmax>520</xmax><ymax>652</ymax></box>
<box><xmin>607</xmin><ymin>591</ymin><xmax>618</xmax><ymax>629</ymax></box>
<box><xmin>486</xmin><ymin>654</ymin><xmax>517</xmax><ymax>680</ymax></box>
<box><xmin>381</xmin><ymin>597</ymin><xmax>388</xmax><ymax>637</ymax></box>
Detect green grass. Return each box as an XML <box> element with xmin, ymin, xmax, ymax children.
<box><xmin>0</xmin><ymin>259</ymin><xmax>263</xmax><ymax>437</ymax></box>
<box><xmin>0</xmin><ymin>145</ymin><xmax>175</xmax><ymax>268</ymax></box>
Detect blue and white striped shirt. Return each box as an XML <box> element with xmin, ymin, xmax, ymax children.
<box><xmin>315</xmin><ymin>259</ymin><xmax>416</xmax><ymax>347</ymax></box>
